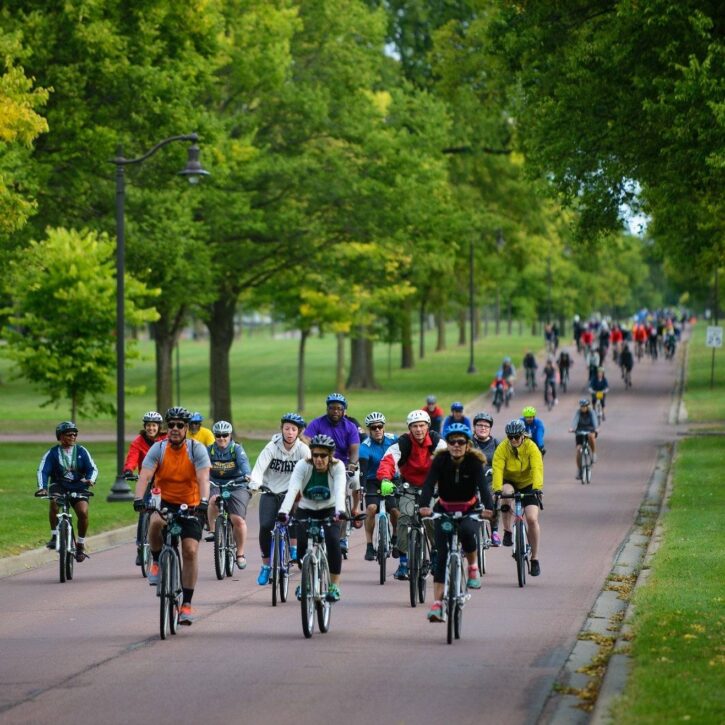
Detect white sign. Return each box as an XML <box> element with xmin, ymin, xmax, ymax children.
<box><xmin>706</xmin><ymin>326</ymin><xmax>723</xmax><ymax>348</ymax></box>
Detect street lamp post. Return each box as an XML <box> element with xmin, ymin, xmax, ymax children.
<box><xmin>106</xmin><ymin>133</ymin><xmax>209</xmax><ymax>502</ymax></box>
<box><xmin>467</xmin><ymin>237</ymin><xmax>476</xmax><ymax>374</ymax></box>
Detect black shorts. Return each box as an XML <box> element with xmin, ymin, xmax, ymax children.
<box><xmin>502</xmin><ymin>484</ymin><xmax>541</xmax><ymax>510</ymax></box>
<box><xmin>48</xmin><ymin>482</ymin><xmax>91</xmax><ymax>503</ymax></box>
<box><xmin>159</xmin><ymin>500</ymin><xmax>202</xmax><ymax>541</ymax></box>
<box><xmin>576</xmin><ymin>432</ymin><xmax>596</xmax><ymax>446</ymax></box>
<box><xmin>364</xmin><ymin>480</ymin><xmax>398</xmax><ymax>513</ymax></box>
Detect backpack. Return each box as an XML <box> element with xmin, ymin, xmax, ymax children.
<box><xmin>397</xmin><ymin>430</ymin><xmax>441</xmax><ymax>468</ymax></box>
<box><xmin>157</xmin><ymin>438</ymin><xmax>199</xmax><ymax>467</ymax></box>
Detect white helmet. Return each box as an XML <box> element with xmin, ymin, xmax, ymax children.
<box><xmin>212</xmin><ymin>420</ymin><xmax>233</xmax><ymax>436</ymax></box>
<box><xmin>364</xmin><ymin>411</ymin><xmax>386</xmax><ymax>427</ymax></box>
<box><xmin>406</xmin><ymin>409</ymin><xmax>431</xmax><ymax>426</ymax></box>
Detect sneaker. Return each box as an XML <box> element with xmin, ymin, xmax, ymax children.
<box><xmin>340</xmin><ymin>537</ymin><xmax>349</xmax><ymax>554</ymax></box>
<box><xmin>46</xmin><ymin>536</ymin><xmax>57</xmax><ymax>550</ymax></box>
<box><xmin>502</xmin><ymin>530</ymin><xmax>513</xmax><ymax>547</ymax></box>
<box><xmin>393</xmin><ymin>563</ymin><xmax>409</xmax><ymax>580</ymax></box>
<box><xmin>467</xmin><ymin>565</ymin><xmax>481</xmax><ymax>589</ymax></box>
<box><xmin>236</xmin><ymin>555</ymin><xmax>247</xmax><ymax>570</ymax></box>
<box><xmin>204</xmin><ymin>533</ymin><xmax>215</xmax><ymax>542</ymax></box>
<box><xmin>179</xmin><ymin>604</ymin><xmax>196</xmax><ymax>625</ymax></box>
<box><xmin>530</xmin><ymin>559</ymin><xmax>541</xmax><ymax>576</ymax></box>
<box><xmin>326</xmin><ymin>584</ymin><xmax>341</xmax><ymax>602</ymax></box>
<box><xmin>148</xmin><ymin>562</ymin><xmax>160</xmax><ymax>585</ymax></box>
<box><xmin>74</xmin><ymin>543</ymin><xmax>88</xmax><ymax>562</ymax></box>
<box><xmin>391</xmin><ymin>536</ymin><xmax>399</xmax><ymax>559</ymax></box>
<box><xmin>257</xmin><ymin>565</ymin><xmax>271</xmax><ymax>586</ymax></box>
<box><xmin>135</xmin><ymin>547</ymin><xmax>142</xmax><ymax>566</ymax></box>
<box><xmin>289</xmin><ymin>545</ymin><xmax>297</xmax><ymax>561</ymax></box>
<box><xmin>295</xmin><ymin>584</ymin><xmax>302</xmax><ymax>601</ymax></box>
<box><xmin>427</xmin><ymin>601</ymin><xmax>445</xmax><ymax>622</ymax></box>
<box><xmin>491</xmin><ymin>531</ymin><xmax>502</xmax><ymax>547</ymax></box>
<box><xmin>365</xmin><ymin>543</ymin><xmax>375</xmax><ymax>561</ymax></box>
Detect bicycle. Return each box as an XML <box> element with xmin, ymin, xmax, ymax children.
<box><xmin>35</xmin><ymin>488</ymin><xmax>93</xmax><ymax>583</ymax></box>
<box><xmin>525</xmin><ymin>367</ymin><xmax>537</xmax><ymax>392</ymax></box>
<box><xmin>211</xmin><ymin>479</ymin><xmax>249</xmax><ymax>580</ymax></box>
<box><xmin>492</xmin><ymin>383</ymin><xmax>505</xmax><ymax>413</ymax></box>
<box><xmin>125</xmin><ymin>473</ymin><xmax>155</xmax><ymax>578</ymax></box>
<box><xmin>475</xmin><ymin>516</ymin><xmax>492</xmax><ymax>576</ymax></box>
<box><xmin>495</xmin><ymin>491</ymin><xmax>540</xmax><ymax>588</ymax></box>
<box><xmin>402</xmin><ymin>483</ymin><xmax>432</xmax><ymax>608</ymax></box>
<box><xmin>559</xmin><ymin>366</ymin><xmax>569</xmax><ymax>393</ymax></box>
<box><xmin>575</xmin><ymin>429</ymin><xmax>595</xmax><ymax>484</ymax></box>
<box><xmin>544</xmin><ymin>379</ymin><xmax>556</xmax><ymax>411</ymax></box>
<box><xmin>621</xmin><ymin>366</ymin><xmax>632</xmax><ymax>389</ymax></box>
<box><xmin>592</xmin><ymin>390</ymin><xmax>606</xmax><ymax>422</ymax></box>
<box><xmin>371</xmin><ymin>485</ymin><xmax>395</xmax><ymax>586</ymax></box>
<box><xmin>260</xmin><ymin>486</ymin><xmax>293</xmax><ymax>606</ymax></box>
<box><xmin>424</xmin><ymin>510</ymin><xmax>483</xmax><ymax>644</ymax></box>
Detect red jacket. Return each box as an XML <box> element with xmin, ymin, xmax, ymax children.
<box><xmin>376</xmin><ymin>432</ymin><xmax>444</xmax><ymax>487</ymax></box>
<box><xmin>123</xmin><ymin>432</ymin><xmax>167</xmax><ymax>473</ymax></box>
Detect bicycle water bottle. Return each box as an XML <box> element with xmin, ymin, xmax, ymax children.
<box><xmin>151</xmin><ymin>487</ymin><xmax>161</xmax><ymax>510</ymax></box>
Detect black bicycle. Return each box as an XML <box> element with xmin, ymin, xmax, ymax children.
<box><xmin>525</xmin><ymin>367</ymin><xmax>537</xmax><ymax>392</ymax></box>
<box><xmin>403</xmin><ymin>484</ymin><xmax>432</xmax><ymax>608</ymax></box>
<box><xmin>212</xmin><ymin>479</ymin><xmax>248</xmax><ymax>580</ymax></box>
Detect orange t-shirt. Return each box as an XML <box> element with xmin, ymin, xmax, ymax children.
<box><xmin>157</xmin><ymin>444</ymin><xmax>200</xmax><ymax>506</ymax></box>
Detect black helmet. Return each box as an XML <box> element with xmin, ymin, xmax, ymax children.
<box><xmin>281</xmin><ymin>412</ymin><xmax>306</xmax><ymax>429</ymax></box>
<box><xmin>473</xmin><ymin>411</ymin><xmax>494</xmax><ymax>426</ymax></box>
<box><xmin>505</xmin><ymin>419</ymin><xmax>526</xmax><ymax>438</ymax></box>
<box><xmin>309</xmin><ymin>434</ymin><xmax>335</xmax><ymax>450</ymax></box>
<box><xmin>165</xmin><ymin>406</ymin><xmax>191</xmax><ymax>423</ymax></box>
<box><xmin>56</xmin><ymin>421</ymin><xmax>78</xmax><ymax>440</ymax></box>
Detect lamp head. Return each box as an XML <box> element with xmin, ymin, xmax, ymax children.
<box><xmin>178</xmin><ymin>142</ymin><xmax>210</xmax><ymax>184</ymax></box>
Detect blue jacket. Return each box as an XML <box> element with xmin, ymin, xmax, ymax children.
<box><xmin>521</xmin><ymin>417</ymin><xmax>545</xmax><ymax>451</ymax></box>
<box><xmin>359</xmin><ymin>433</ymin><xmax>398</xmax><ymax>482</ymax></box>
<box><xmin>37</xmin><ymin>444</ymin><xmax>99</xmax><ymax>491</ymax></box>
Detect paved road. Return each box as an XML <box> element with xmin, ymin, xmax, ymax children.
<box><xmin>0</xmin><ymin>346</ymin><xmax>680</xmax><ymax>725</ymax></box>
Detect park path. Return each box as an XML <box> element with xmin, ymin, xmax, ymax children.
<box><xmin>0</xmin><ymin>343</ymin><xmax>680</xmax><ymax>725</ymax></box>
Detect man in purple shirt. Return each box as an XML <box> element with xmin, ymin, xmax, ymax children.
<box><xmin>303</xmin><ymin>393</ymin><xmax>361</xmax><ymax>553</ymax></box>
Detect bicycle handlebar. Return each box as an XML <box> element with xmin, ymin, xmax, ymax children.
<box><xmin>35</xmin><ymin>489</ymin><xmax>94</xmax><ymax>500</ymax></box>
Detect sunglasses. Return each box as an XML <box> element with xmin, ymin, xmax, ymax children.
<box><xmin>62</xmin><ymin>431</ymin><xmax>78</xmax><ymax>437</ymax></box>
<box><xmin>368</xmin><ymin>424</ymin><xmax>384</xmax><ymax>431</ymax></box>
<box><xmin>311</xmin><ymin>452</ymin><xmax>330</xmax><ymax>459</ymax></box>
<box><xmin>447</xmin><ymin>438</ymin><xmax>468</xmax><ymax>446</ymax></box>
<box><xmin>508</xmin><ymin>434</ymin><xmax>523</xmax><ymax>441</ymax></box>
<box><xmin>167</xmin><ymin>421</ymin><xmax>187</xmax><ymax>429</ymax></box>
<box><xmin>215</xmin><ymin>433</ymin><xmax>230</xmax><ymax>438</ymax></box>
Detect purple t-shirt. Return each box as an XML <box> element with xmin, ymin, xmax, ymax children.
<box><xmin>305</xmin><ymin>415</ymin><xmax>360</xmax><ymax>465</ymax></box>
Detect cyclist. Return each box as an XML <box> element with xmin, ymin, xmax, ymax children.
<box><xmin>471</xmin><ymin>411</ymin><xmax>501</xmax><ymax>546</ymax></box>
<box><xmin>589</xmin><ymin>367</ymin><xmax>610</xmax><ymax>418</ymax></box>
<box><xmin>189</xmin><ymin>412</ymin><xmax>214</xmax><ymax>446</ymax></box>
<box><xmin>557</xmin><ymin>348</ymin><xmax>572</xmax><ymax>389</ymax></box>
<box><xmin>205</xmin><ymin>420</ymin><xmax>252</xmax><ymax>570</ymax></box>
<box><xmin>587</xmin><ymin>346</ymin><xmax>600</xmax><ymax>384</ymax></box>
<box><xmin>620</xmin><ymin>343</ymin><xmax>634</xmax><ymax>384</ymax></box>
<box><xmin>303</xmin><ymin>393</ymin><xmax>361</xmax><ymax>555</ymax></box>
<box><xmin>37</xmin><ymin>422</ymin><xmax>98</xmax><ymax>560</ymax></box>
<box><xmin>422</xmin><ymin>395</ymin><xmax>444</xmax><ymax>434</ymax></box>
<box><xmin>522</xmin><ymin>351</ymin><xmax>538</xmax><ymax>390</ymax></box>
<box><xmin>491</xmin><ymin>419</ymin><xmax>544</xmax><ymax>577</ymax></box>
<box><xmin>359</xmin><ymin>412</ymin><xmax>399</xmax><ymax>562</ymax></box>
<box><xmin>377</xmin><ymin>410</ymin><xmax>447</xmax><ymax>580</ymax></box>
<box><xmin>249</xmin><ymin>412</ymin><xmax>310</xmax><ymax>586</ymax></box>
<box><xmin>277</xmin><ymin>434</ymin><xmax>346</xmax><ymax>601</ymax></box>
<box><xmin>442</xmin><ymin>401</ymin><xmax>472</xmax><ymax>436</ymax></box>
<box><xmin>419</xmin><ymin>423</ymin><xmax>493</xmax><ymax>622</ymax></box>
<box><xmin>134</xmin><ymin>407</ymin><xmax>211</xmax><ymax>625</ymax></box>
<box><xmin>123</xmin><ymin>411</ymin><xmax>166</xmax><ymax>566</ymax></box>
<box><xmin>573</xmin><ymin>314</ymin><xmax>584</xmax><ymax>352</ymax></box>
<box><xmin>610</xmin><ymin>324</ymin><xmax>624</xmax><ymax>363</ymax></box>
<box><xmin>542</xmin><ymin>358</ymin><xmax>558</xmax><ymax>407</ymax></box>
<box><xmin>569</xmin><ymin>398</ymin><xmax>600</xmax><ymax>479</ymax></box>
<box><xmin>521</xmin><ymin>406</ymin><xmax>545</xmax><ymax>455</ymax></box>
<box><xmin>489</xmin><ymin>371</ymin><xmax>510</xmax><ymax>409</ymax></box>
<box><xmin>501</xmin><ymin>357</ymin><xmax>517</xmax><ymax>397</ymax></box>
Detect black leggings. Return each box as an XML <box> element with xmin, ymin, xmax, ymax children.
<box><xmin>433</xmin><ymin>517</ymin><xmax>479</xmax><ymax>584</ymax></box>
<box><xmin>296</xmin><ymin>508</ymin><xmax>342</xmax><ymax>576</ymax></box>
<box><xmin>258</xmin><ymin>492</ymin><xmax>297</xmax><ymax>558</ymax></box>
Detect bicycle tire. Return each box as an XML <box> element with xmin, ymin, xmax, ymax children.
<box><xmin>408</xmin><ymin>528</ymin><xmax>419</xmax><ymax>607</ymax></box>
<box><xmin>454</xmin><ymin>573</ymin><xmax>463</xmax><ymax>641</ymax></box>
<box><xmin>377</xmin><ymin>515</ymin><xmax>387</xmax><ymax>585</ymax></box>
<box><xmin>300</xmin><ymin>556</ymin><xmax>315</xmax><ymax>638</ymax></box>
<box><xmin>169</xmin><ymin>550</ymin><xmax>180</xmax><ymax>635</ymax></box>
<box><xmin>271</xmin><ymin>528</ymin><xmax>280</xmax><ymax>607</ymax></box>
<box><xmin>213</xmin><ymin>516</ymin><xmax>225</xmax><ymax>580</ymax></box>
<box><xmin>477</xmin><ymin>521</ymin><xmax>489</xmax><ymax>576</ymax></box>
<box><xmin>447</xmin><ymin>555</ymin><xmax>458</xmax><ymax>644</ymax></box>
<box><xmin>140</xmin><ymin>512</ymin><xmax>151</xmax><ymax>578</ymax></box>
<box><xmin>159</xmin><ymin>551</ymin><xmax>171</xmax><ymax>639</ymax></box>
<box><xmin>316</xmin><ymin>557</ymin><xmax>331</xmax><ymax>633</ymax></box>
<box><xmin>418</xmin><ymin>533</ymin><xmax>429</xmax><ymax>604</ymax></box>
<box><xmin>582</xmin><ymin>447</ymin><xmax>593</xmax><ymax>485</ymax></box>
<box><xmin>66</xmin><ymin>531</ymin><xmax>75</xmax><ymax>581</ymax></box>
<box><xmin>225</xmin><ymin>522</ymin><xmax>235</xmax><ymax>577</ymax></box>
<box><xmin>279</xmin><ymin>531</ymin><xmax>290</xmax><ymax>603</ymax></box>
<box><xmin>58</xmin><ymin>519</ymin><xmax>70</xmax><ymax>583</ymax></box>
<box><xmin>515</xmin><ymin>523</ymin><xmax>526</xmax><ymax>588</ymax></box>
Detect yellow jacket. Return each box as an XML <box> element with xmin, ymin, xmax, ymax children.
<box><xmin>492</xmin><ymin>438</ymin><xmax>543</xmax><ymax>492</ymax></box>
<box><xmin>190</xmin><ymin>427</ymin><xmax>215</xmax><ymax>446</ymax></box>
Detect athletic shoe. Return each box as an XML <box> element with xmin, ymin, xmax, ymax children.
<box><xmin>236</xmin><ymin>555</ymin><xmax>247</xmax><ymax>570</ymax></box>
<box><xmin>257</xmin><ymin>565</ymin><xmax>271</xmax><ymax>585</ymax></box>
<box><xmin>530</xmin><ymin>559</ymin><xmax>541</xmax><ymax>576</ymax></box>
<box><xmin>502</xmin><ymin>530</ymin><xmax>513</xmax><ymax>547</ymax></box>
<box><xmin>393</xmin><ymin>563</ymin><xmax>409</xmax><ymax>580</ymax></box>
<box><xmin>148</xmin><ymin>562</ymin><xmax>160</xmax><ymax>585</ymax></box>
<box><xmin>74</xmin><ymin>542</ymin><xmax>88</xmax><ymax>562</ymax></box>
<box><xmin>204</xmin><ymin>533</ymin><xmax>215</xmax><ymax>542</ymax></box>
<box><xmin>340</xmin><ymin>537</ymin><xmax>349</xmax><ymax>554</ymax></box>
<box><xmin>326</xmin><ymin>584</ymin><xmax>341</xmax><ymax>602</ymax></box>
<box><xmin>289</xmin><ymin>545</ymin><xmax>297</xmax><ymax>561</ymax></box>
<box><xmin>46</xmin><ymin>536</ymin><xmax>57</xmax><ymax>550</ymax></box>
<box><xmin>491</xmin><ymin>531</ymin><xmax>502</xmax><ymax>547</ymax></box>
<box><xmin>179</xmin><ymin>604</ymin><xmax>196</xmax><ymax>625</ymax></box>
<box><xmin>427</xmin><ymin>601</ymin><xmax>445</xmax><ymax>622</ymax></box>
<box><xmin>365</xmin><ymin>543</ymin><xmax>375</xmax><ymax>561</ymax></box>
<box><xmin>295</xmin><ymin>585</ymin><xmax>302</xmax><ymax>601</ymax></box>
<box><xmin>467</xmin><ymin>565</ymin><xmax>481</xmax><ymax>589</ymax></box>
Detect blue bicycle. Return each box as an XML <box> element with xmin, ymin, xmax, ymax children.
<box><xmin>260</xmin><ymin>486</ymin><xmax>293</xmax><ymax>606</ymax></box>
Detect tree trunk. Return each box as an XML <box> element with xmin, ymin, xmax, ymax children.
<box><xmin>336</xmin><ymin>333</ymin><xmax>346</xmax><ymax>391</ymax></box>
<box><xmin>153</xmin><ymin>312</ymin><xmax>185</xmax><ymax>414</ymax></box>
<box><xmin>458</xmin><ymin>308</ymin><xmax>466</xmax><ymax>346</ymax></box>
<box><xmin>206</xmin><ymin>297</ymin><xmax>237</xmax><ymax>425</ymax></box>
<box><xmin>435</xmin><ymin>311</ymin><xmax>446</xmax><ymax>351</ymax></box>
<box><xmin>495</xmin><ymin>290</ymin><xmax>501</xmax><ymax>335</ymax></box>
<box><xmin>507</xmin><ymin>301</ymin><xmax>512</xmax><ymax>335</ymax></box>
<box><xmin>483</xmin><ymin>306</ymin><xmax>489</xmax><ymax>337</ymax></box>
<box><xmin>297</xmin><ymin>329</ymin><xmax>309</xmax><ymax>413</ymax></box>
<box><xmin>401</xmin><ymin>303</ymin><xmax>414</xmax><ymax>369</ymax></box>
<box><xmin>347</xmin><ymin>329</ymin><xmax>379</xmax><ymax>389</ymax></box>
<box><xmin>419</xmin><ymin>301</ymin><xmax>426</xmax><ymax>360</ymax></box>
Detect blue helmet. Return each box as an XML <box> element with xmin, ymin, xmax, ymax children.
<box><xmin>445</xmin><ymin>423</ymin><xmax>472</xmax><ymax>440</ymax></box>
<box><xmin>450</xmin><ymin>401</ymin><xmax>464</xmax><ymax>412</ymax></box>
<box><xmin>281</xmin><ymin>412</ymin><xmax>306</xmax><ymax>429</ymax></box>
<box><xmin>189</xmin><ymin>411</ymin><xmax>204</xmax><ymax>423</ymax></box>
<box><xmin>326</xmin><ymin>393</ymin><xmax>348</xmax><ymax>409</ymax></box>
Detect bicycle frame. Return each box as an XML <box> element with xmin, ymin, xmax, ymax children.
<box><xmin>575</xmin><ymin>430</ymin><xmax>594</xmax><ymax>484</ymax></box>
<box><xmin>269</xmin><ymin>520</ymin><xmax>291</xmax><ymax>606</ymax></box>
<box><xmin>402</xmin><ymin>484</ymin><xmax>431</xmax><ymax>608</ymax></box>
<box><xmin>495</xmin><ymin>492</ymin><xmax>531</xmax><ymax>588</ymax></box>
<box><xmin>372</xmin><ymin>489</ymin><xmax>394</xmax><ymax>585</ymax></box>
<box><xmin>212</xmin><ymin>481</ymin><xmax>247</xmax><ymax>580</ymax></box>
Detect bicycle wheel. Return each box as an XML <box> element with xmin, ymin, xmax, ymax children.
<box><xmin>418</xmin><ymin>533</ymin><xmax>429</xmax><ymax>604</ymax></box>
<box><xmin>279</xmin><ymin>531</ymin><xmax>290</xmax><ymax>603</ymax></box>
<box><xmin>140</xmin><ymin>512</ymin><xmax>151</xmax><ymax>578</ymax></box>
<box><xmin>454</xmin><ymin>562</ymin><xmax>463</xmax><ymax>640</ymax></box>
<box><xmin>316</xmin><ymin>557</ymin><xmax>331</xmax><ymax>633</ymax></box>
<box><xmin>213</xmin><ymin>515</ymin><xmax>225</xmax><ymax>580</ymax></box>
<box><xmin>271</xmin><ymin>528</ymin><xmax>280</xmax><ymax>607</ymax></box>
<box><xmin>377</xmin><ymin>516</ymin><xmax>388</xmax><ymax>585</ymax></box>
<box><xmin>66</xmin><ymin>530</ymin><xmax>75</xmax><ymax>581</ymax></box>
<box><xmin>159</xmin><ymin>552</ymin><xmax>171</xmax><ymax>640</ymax></box>
<box><xmin>169</xmin><ymin>551</ymin><xmax>180</xmax><ymax>635</ymax></box>
<box><xmin>561</xmin><ymin>372</ymin><xmax>568</xmax><ymax>393</ymax></box>
<box><xmin>447</xmin><ymin>555</ymin><xmax>459</xmax><ymax>645</ymax></box>
<box><xmin>58</xmin><ymin>519</ymin><xmax>70</xmax><ymax>583</ymax></box>
<box><xmin>300</xmin><ymin>556</ymin><xmax>315</xmax><ymax>638</ymax></box>
<box><xmin>408</xmin><ymin>528</ymin><xmax>419</xmax><ymax>607</ymax></box>
<box><xmin>582</xmin><ymin>448</ymin><xmax>593</xmax><ymax>485</ymax></box>
<box><xmin>515</xmin><ymin>523</ymin><xmax>526</xmax><ymax>588</ymax></box>
<box><xmin>225</xmin><ymin>522</ymin><xmax>235</xmax><ymax>577</ymax></box>
<box><xmin>476</xmin><ymin>522</ymin><xmax>488</xmax><ymax>576</ymax></box>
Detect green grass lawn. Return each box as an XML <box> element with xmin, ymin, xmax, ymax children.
<box><xmin>683</xmin><ymin>322</ymin><xmax>725</xmax><ymax>422</ymax></box>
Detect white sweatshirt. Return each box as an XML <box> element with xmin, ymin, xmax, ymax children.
<box><xmin>279</xmin><ymin>458</ymin><xmax>346</xmax><ymax>514</ymax></box>
<box><xmin>249</xmin><ymin>434</ymin><xmax>311</xmax><ymax>495</ymax></box>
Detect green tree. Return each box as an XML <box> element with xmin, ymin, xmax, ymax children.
<box><xmin>2</xmin><ymin>227</ymin><xmax>158</xmax><ymax>419</ymax></box>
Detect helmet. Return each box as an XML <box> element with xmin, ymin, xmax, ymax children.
<box><xmin>473</xmin><ymin>411</ymin><xmax>494</xmax><ymax>426</ymax></box>
<box><xmin>280</xmin><ymin>412</ymin><xmax>306</xmax><ymax>429</ymax></box>
<box><xmin>505</xmin><ymin>419</ymin><xmax>526</xmax><ymax>438</ymax></box>
<box><xmin>503</xmin><ymin>356</ymin><xmax>512</xmax><ymax>364</ymax></box>
<box><xmin>445</xmin><ymin>423</ymin><xmax>472</xmax><ymax>440</ymax></box>
<box><xmin>165</xmin><ymin>406</ymin><xmax>191</xmax><ymax>423</ymax></box>
<box><xmin>522</xmin><ymin>406</ymin><xmax>537</xmax><ymax>418</ymax></box>
<box><xmin>212</xmin><ymin>420</ymin><xmax>233</xmax><ymax>436</ymax></box>
<box><xmin>55</xmin><ymin>421</ymin><xmax>78</xmax><ymax>440</ymax></box>
<box><xmin>597</xmin><ymin>366</ymin><xmax>605</xmax><ymax>373</ymax></box>
<box><xmin>309</xmin><ymin>434</ymin><xmax>335</xmax><ymax>450</ymax></box>
<box><xmin>450</xmin><ymin>401</ymin><xmax>464</xmax><ymax>412</ymax></box>
<box><xmin>143</xmin><ymin>411</ymin><xmax>163</xmax><ymax>424</ymax></box>
<box><xmin>406</xmin><ymin>409</ymin><xmax>431</xmax><ymax>426</ymax></box>
<box><xmin>364</xmin><ymin>411</ymin><xmax>386</xmax><ymax>427</ymax></box>
<box><xmin>325</xmin><ymin>393</ymin><xmax>348</xmax><ymax>409</ymax></box>
<box><xmin>189</xmin><ymin>411</ymin><xmax>203</xmax><ymax>423</ymax></box>
<box><xmin>579</xmin><ymin>398</ymin><xmax>591</xmax><ymax>407</ymax></box>
<box><xmin>426</xmin><ymin>395</ymin><xmax>437</xmax><ymax>405</ymax></box>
